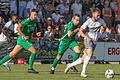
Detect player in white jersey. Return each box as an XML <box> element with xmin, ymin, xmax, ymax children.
<box><xmin>65</xmin><ymin>8</ymin><xmax>107</xmax><ymax>77</ymax></box>
<box><xmin>0</xmin><ymin>14</ymin><xmax>19</xmax><ymax>71</ymax></box>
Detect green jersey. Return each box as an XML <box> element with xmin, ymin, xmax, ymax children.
<box><xmin>62</xmin><ymin>21</ymin><xmax>79</xmax><ymax>41</ymax></box>
<box><xmin>21</xmin><ymin>18</ymin><xmax>37</xmax><ymax>37</ymax></box>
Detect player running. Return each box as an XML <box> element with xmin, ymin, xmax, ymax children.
<box><xmin>0</xmin><ymin>14</ymin><xmax>19</xmax><ymax>71</ymax></box>
<box><xmin>0</xmin><ymin>9</ymin><xmax>39</xmax><ymax>74</ymax></box>
<box><xmin>65</xmin><ymin>8</ymin><xmax>107</xmax><ymax>77</ymax></box>
<box><xmin>50</xmin><ymin>14</ymin><xmax>82</xmax><ymax>74</ymax></box>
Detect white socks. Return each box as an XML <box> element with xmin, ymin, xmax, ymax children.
<box><xmin>68</xmin><ymin>58</ymin><xmax>82</xmax><ymax>68</ymax></box>
<box><xmin>81</xmin><ymin>56</ymin><xmax>90</xmax><ymax>74</ymax></box>
<box><xmin>3</xmin><ymin>59</ymin><xmax>11</xmax><ymax>65</ymax></box>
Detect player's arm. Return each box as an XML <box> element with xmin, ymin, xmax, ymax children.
<box><xmin>79</xmin><ymin>19</ymin><xmax>91</xmax><ymax>42</ymax></box>
<box><xmin>17</xmin><ymin>22</ymin><xmax>29</xmax><ymax>40</ymax></box>
<box><xmin>2</xmin><ymin>27</ymin><xmax>12</xmax><ymax>42</ymax></box>
<box><xmin>2</xmin><ymin>27</ymin><xmax>10</xmax><ymax>37</ymax></box>
<box><xmin>67</xmin><ymin>28</ymin><xmax>79</xmax><ymax>37</ymax></box>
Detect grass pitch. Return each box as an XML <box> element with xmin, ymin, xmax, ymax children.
<box><xmin>0</xmin><ymin>64</ymin><xmax>120</xmax><ymax>80</ymax></box>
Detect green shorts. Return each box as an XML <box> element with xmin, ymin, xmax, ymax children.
<box><xmin>58</xmin><ymin>40</ymin><xmax>79</xmax><ymax>55</ymax></box>
<box><xmin>17</xmin><ymin>35</ymin><xmax>32</xmax><ymax>50</ymax></box>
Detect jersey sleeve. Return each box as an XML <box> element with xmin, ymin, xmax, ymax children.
<box><xmin>21</xmin><ymin>18</ymin><xmax>30</xmax><ymax>27</ymax></box>
<box><xmin>81</xmin><ymin>19</ymin><xmax>90</xmax><ymax>30</ymax></box>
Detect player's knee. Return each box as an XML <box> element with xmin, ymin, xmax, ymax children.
<box><xmin>56</xmin><ymin>54</ymin><xmax>61</xmax><ymax>60</ymax></box>
<box><xmin>31</xmin><ymin>50</ymin><xmax>37</xmax><ymax>54</ymax></box>
<box><xmin>74</xmin><ymin>49</ymin><xmax>80</xmax><ymax>53</ymax></box>
<box><xmin>81</xmin><ymin>57</ymin><xmax>84</xmax><ymax>62</ymax></box>
<box><xmin>9</xmin><ymin>52</ymin><xmax>16</xmax><ymax>58</ymax></box>
<box><xmin>74</xmin><ymin>46</ymin><xmax>80</xmax><ymax>53</ymax></box>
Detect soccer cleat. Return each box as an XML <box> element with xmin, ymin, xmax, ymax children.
<box><xmin>64</xmin><ymin>64</ymin><xmax>70</xmax><ymax>74</ymax></box>
<box><xmin>80</xmin><ymin>73</ymin><xmax>88</xmax><ymax>78</ymax></box>
<box><xmin>50</xmin><ymin>67</ymin><xmax>55</xmax><ymax>74</ymax></box>
<box><xmin>71</xmin><ymin>66</ymin><xmax>78</xmax><ymax>72</ymax></box>
<box><xmin>50</xmin><ymin>69</ymin><xmax>55</xmax><ymax>74</ymax></box>
<box><xmin>2</xmin><ymin>63</ymin><xmax>11</xmax><ymax>71</ymax></box>
<box><xmin>28</xmin><ymin>68</ymin><xmax>39</xmax><ymax>74</ymax></box>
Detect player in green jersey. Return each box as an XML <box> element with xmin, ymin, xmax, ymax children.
<box><xmin>50</xmin><ymin>14</ymin><xmax>82</xmax><ymax>74</ymax></box>
<box><xmin>0</xmin><ymin>9</ymin><xmax>39</xmax><ymax>74</ymax></box>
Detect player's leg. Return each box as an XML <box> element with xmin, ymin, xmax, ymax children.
<box><xmin>65</xmin><ymin>41</ymin><xmax>83</xmax><ymax>73</ymax></box>
<box><xmin>27</xmin><ymin>46</ymin><xmax>39</xmax><ymax>74</ymax></box>
<box><xmin>81</xmin><ymin>48</ymin><xmax>92</xmax><ymax>77</ymax></box>
<box><xmin>1</xmin><ymin>41</ymin><xmax>14</xmax><ymax>71</ymax></box>
<box><xmin>17</xmin><ymin>35</ymin><xmax>39</xmax><ymax>74</ymax></box>
<box><xmin>50</xmin><ymin>54</ymin><xmax>63</xmax><ymax>74</ymax></box>
<box><xmin>50</xmin><ymin>41</ymin><xmax>68</xmax><ymax>74</ymax></box>
<box><xmin>80</xmin><ymin>40</ymin><xmax>95</xmax><ymax>77</ymax></box>
<box><xmin>0</xmin><ymin>45</ymin><xmax>23</xmax><ymax>69</ymax></box>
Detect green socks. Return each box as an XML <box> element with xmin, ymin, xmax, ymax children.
<box><xmin>73</xmin><ymin>52</ymin><xmax>80</xmax><ymax>61</ymax></box>
<box><xmin>52</xmin><ymin>58</ymin><xmax>59</xmax><ymax>69</ymax></box>
<box><xmin>28</xmin><ymin>53</ymin><xmax>36</xmax><ymax>69</ymax></box>
<box><xmin>0</xmin><ymin>54</ymin><xmax>11</xmax><ymax>65</ymax></box>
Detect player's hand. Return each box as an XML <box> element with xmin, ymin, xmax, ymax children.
<box><xmin>73</xmin><ymin>28</ymin><xmax>79</xmax><ymax>33</ymax></box>
<box><xmin>23</xmin><ymin>36</ymin><xmax>29</xmax><ymax>40</ymax></box>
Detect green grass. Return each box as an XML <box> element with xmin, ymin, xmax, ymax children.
<box><xmin>0</xmin><ymin>64</ymin><xmax>120</xmax><ymax>80</ymax></box>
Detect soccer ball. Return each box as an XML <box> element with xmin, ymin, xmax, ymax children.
<box><xmin>105</xmin><ymin>69</ymin><xmax>115</xmax><ymax>78</ymax></box>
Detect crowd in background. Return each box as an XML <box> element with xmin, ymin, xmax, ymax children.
<box><xmin>0</xmin><ymin>0</ymin><xmax>120</xmax><ymax>51</ymax></box>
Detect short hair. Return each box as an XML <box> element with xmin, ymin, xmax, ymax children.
<box><xmin>31</xmin><ymin>9</ymin><xmax>37</xmax><ymax>13</ymax></box>
<box><xmin>92</xmin><ymin>8</ymin><xmax>101</xmax><ymax>14</ymax></box>
<box><xmin>73</xmin><ymin>14</ymin><xmax>80</xmax><ymax>18</ymax></box>
<box><xmin>11</xmin><ymin>14</ymin><xmax>19</xmax><ymax>19</ymax></box>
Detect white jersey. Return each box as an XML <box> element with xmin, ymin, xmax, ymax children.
<box><xmin>0</xmin><ymin>21</ymin><xmax>14</xmax><ymax>42</ymax></box>
<box><xmin>81</xmin><ymin>18</ymin><xmax>106</xmax><ymax>42</ymax></box>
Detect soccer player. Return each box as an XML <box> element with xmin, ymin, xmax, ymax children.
<box><xmin>0</xmin><ymin>14</ymin><xmax>19</xmax><ymax>71</ymax></box>
<box><xmin>0</xmin><ymin>9</ymin><xmax>39</xmax><ymax>74</ymax></box>
<box><xmin>50</xmin><ymin>14</ymin><xmax>82</xmax><ymax>74</ymax></box>
<box><xmin>65</xmin><ymin>8</ymin><xmax>106</xmax><ymax>77</ymax></box>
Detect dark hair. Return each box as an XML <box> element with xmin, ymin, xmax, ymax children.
<box><xmin>73</xmin><ymin>14</ymin><xmax>80</xmax><ymax>17</ymax></box>
<box><xmin>73</xmin><ymin>14</ymin><xmax>80</xmax><ymax>18</ymax></box>
<box><xmin>31</xmin><ymin>9</ymin><xmax>37</xmax><ymax>13</ymax></box>
<box><xmin>92</xmin><ymin>8</ymin><xmax>101</xmax><ymax>14</ymax></box>
<box><xmin>11</xmin><ymin>14</ymin><xmax>19</xmax><ymax>19</ymax></box>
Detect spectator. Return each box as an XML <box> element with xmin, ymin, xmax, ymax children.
<box><xmin>82</xmin><ymin>0</ymin><xmax>91</xmax><ymax>14</ymax></box>
<box><xmin>0</xmin><ymin>16</ymin><xmax>5</xmax><ymax>34</ymax></box>
<box><xmin>19</xmin><ymin>0</ymin><xmax>27</xmax><ymax>18</ymax></box>
<box><xmin>3</xmin><ymin>7</ymin><xmax>11</xmax><ymax>23</ymax></box>
<box><xmin>96</xmin><ymin>0</ymin><xmax>105</xmax><ymax>17</ymax></box>
<box><xmin>106</xmin><ymin>27</ymin><xmax>117</xmax><ymax>42</ymax></box>
<box><xmin>58</xmin><ymin>16</ymin><xmax>66</xmax><ymax>32</ymax></box>
<box><xmin>102</xmin><ymin>1</ymin><xmax>112</xmax><ymax>28</ymax></box>
<box><xmin>43</xmin><ymin>26</ymin><xmax>54</xmax><ymax>51</ymax></box>
<box><xmin>26</xmin><ymin>0</ymin><xmax>37</xmax><ymax>16</ymax></box>
<box><xmin>57</xmin><ymin>0</ymin><xmax>70</xmax><ymax>14</ymax></box>
<box><xmin>98</xmin><ymin>27</ymin><xmax>108</xmax><ymax>42</ymax></box>
<box><xmin>10</xmin><ymin>0</ymin><xmax>17</xmax><ymax>14</ymax></box>
<box><xmin>114</xmin><ymin>0</ymin><xmax>120</xmax><ymax>26</ymax></box>
<box><xmin>116</xmin><ymin>24</ymin><xmax>120</xmax><ymax>41</ymax></box>
<box><xmin>53</xmin><ymin>23</ymin><xmax>62</xmax><ymax>41</ymax></box>
<box><xmin>52</xmin><ymin>23</ymin><xmax>62</xmax><ymax>50</ymax></box>
<box><xmin>110</xmin><ymin>0</ymin><xmax>116</xmax><ymax>27</ymax></box>
<box><xmin>43</xmin><ymin>17</ymin><xmax>54</xmax><ymax>32</ymax></box>
<box><xmin>52</xmin><ymin>8</ymin><xmax>61</xmax><ymax>23</ymax></box>
<box><xmin>71</xmin><ymin>0</ymin><xmax>82</xmax><ymax>17</ymax></box>
<box><xmin>62</xmin><ymin>8</ymin><xmax>72</xmax><ymax>23</ymax></box>
<box><xmin>43</xmin><ymin>4</ymin><xmax>53</xmax><ymax>22</ymax></box>
<box><xmin>90</xmin><ymin>2</ymin><xmax>96</xmax><ymax>12</ymax></box>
